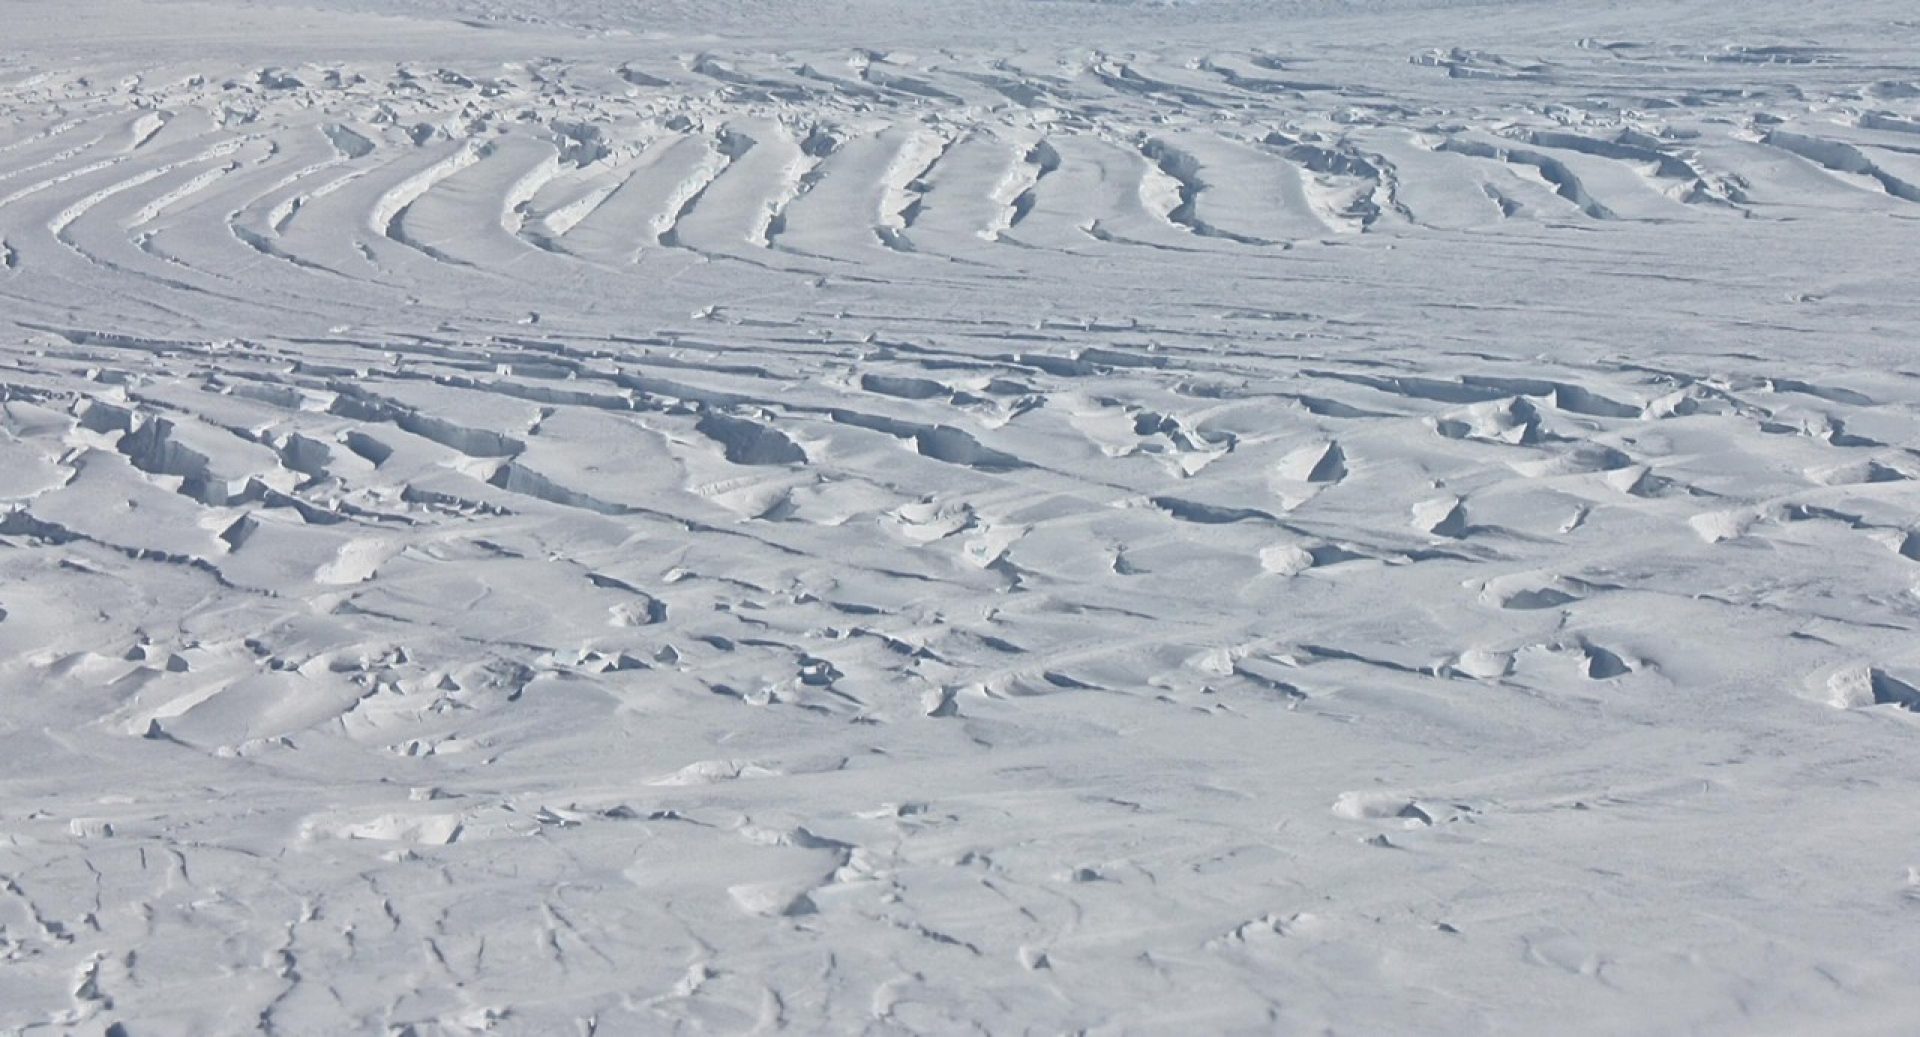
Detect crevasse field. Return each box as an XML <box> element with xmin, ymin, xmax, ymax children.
<box><xmin>2</xmin><ymin>0</ymin><xmax>1918</xmax><ymax>1031</ymax></box>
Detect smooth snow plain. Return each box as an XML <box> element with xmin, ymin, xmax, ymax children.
<box><xmin>2</xmin><ymin>0</ymin><xmax>1919</xmax><ymax>1031</ymax></box>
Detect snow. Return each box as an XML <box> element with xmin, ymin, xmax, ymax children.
<box><xmin>2</xmin><ymin>0</ymin><xmax>1919</xmax><ymax>1030</ymax></box>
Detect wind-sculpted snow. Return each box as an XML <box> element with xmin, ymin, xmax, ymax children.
<box><xmin>3</xmin><ymin>0</ymin><xmax>1920</xmax><ymax>1031</ymax></box>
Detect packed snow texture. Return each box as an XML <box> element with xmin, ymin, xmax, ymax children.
<box><xmin>2</xmin><ymin>0</ymin><xmax>1920</xmax><ymax>1031</ymax></box>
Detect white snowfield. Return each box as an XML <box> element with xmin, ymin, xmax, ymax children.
<box><xmin>2</xmin><ymin>0</ymin><xmax>1918</xmax><ymax>1031</ymax></box>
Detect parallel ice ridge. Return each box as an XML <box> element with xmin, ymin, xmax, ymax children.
<box><xmin>0</xmin><ymin>21</ymin><xmax>1918</xmax><ymax>1035</ymax></box>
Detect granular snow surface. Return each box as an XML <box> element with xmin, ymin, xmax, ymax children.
<box><xmin>2</xmin><ymin>0</ymin><xmax>1919</xmax><ymax>1031</ymax></box>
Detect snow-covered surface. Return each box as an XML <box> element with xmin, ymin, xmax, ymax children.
<box><xmin>3</xmin><ymin>0</ymin><xmax>1919</xmax><ymax>1030</ymax></box>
